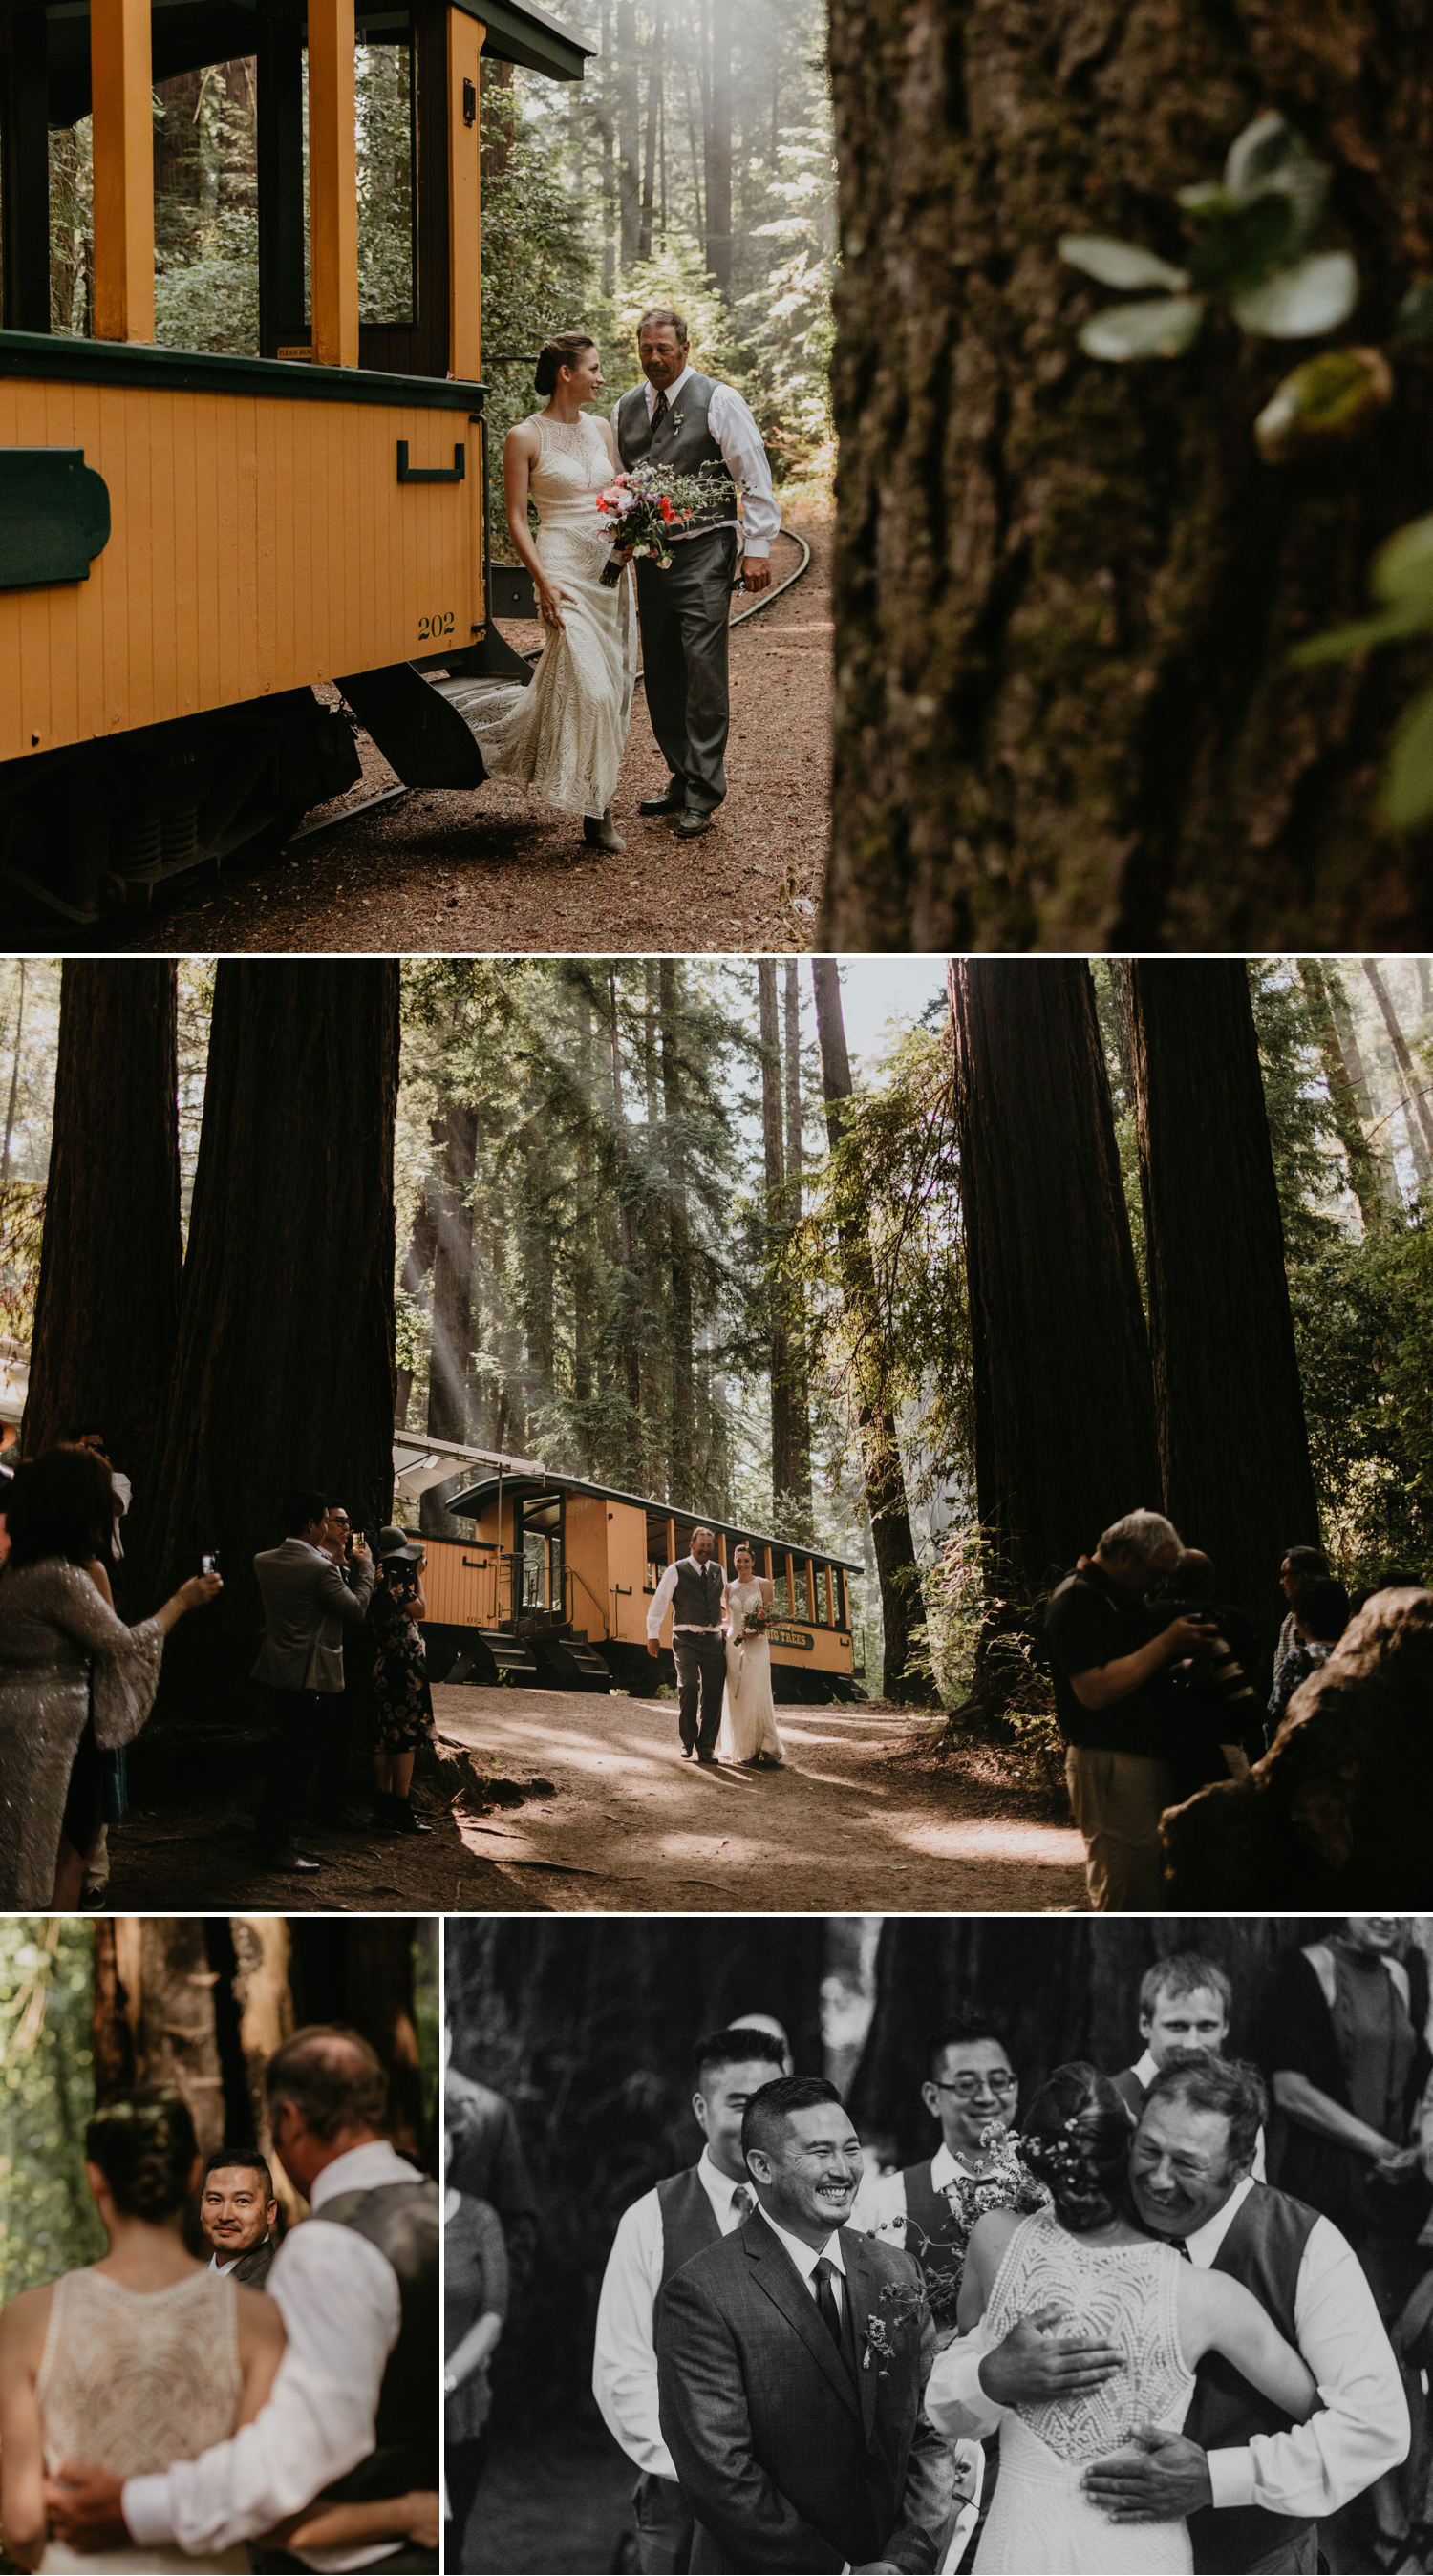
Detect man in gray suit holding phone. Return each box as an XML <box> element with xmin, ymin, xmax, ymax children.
<box><xmin>251</xmin><ymin>1486</ymin><xmax>374</xmax><ymax>1876</ymax></box>
<box><xmin>657</xmin><ymin>2076</ymin><xmax>951</xmax><ymax>2573</ymax></box>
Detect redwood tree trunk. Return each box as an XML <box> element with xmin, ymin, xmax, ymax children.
<box><xmin>420</xmin><ymin>1099</ymin><xmax>477</xmax><ymax>1541</ymax></box>
<box><xmin>1129</xmin><ymin>961</ymin><xmax>1319</xmax><ymax>1646</ymax></box>
<box><xmin>824</xmin><ymin>0</ymin><xmax>1433</xmax><ymax>952</ymax></box>
<box><xmin>758</xmin><ymin>961</ymin><xmax>798</xmax><ymax>1509</ymax></box>
<box><xmin>782</xmin><ymin>961</ymin><xmax>813</xmax><ymax>1534</ymax></box>
<box><xmin>811</xmin><ymin>958</ymin><xmax>936</xmax><ymax>1704</ymax></box>
<box><xmin>949</xmin><ymin>960</ymin><xmax>1161</xmax><ymax>1625</ymax></box>
<box><xmin>140</xmin><ymin>962</ymin><xmax>399</xmax><ymax>1714</ymax></box>
<box><xmin>23</xmin><ymin>964</ymin><xmax>182</xmax><ymax>1544</ymax></box>
<box><xmin>659</xmin><ymin>962</ymin><xmax>695</xmax><ymax>1494</ymax></box>
<box><xmin>1297</xmin><ymin>961</ymin><xmax>1388</xmax><ymax>1235</ymax></box>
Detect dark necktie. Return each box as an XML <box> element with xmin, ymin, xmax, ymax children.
<box><xmin>731</xmin><ymin>2184</ymin><xmax>754</xmax><ymax>2222</ymax></box>
<box><xmin>652</xmin><ymin>389</ymin><xmax>669</xmax><ymax>432</ymax></box>
<box><xmin>812</xmin><ymin>2254</ymin><xmax>844</xmax><ymax>2345</ymax></box>
<box><xmin>1169</xmin><ymin>2236</ymin><xmax>1192</xmax><ymax>2261</ymax></box>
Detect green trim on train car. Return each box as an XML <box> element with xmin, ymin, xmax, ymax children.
<box><xmin>0</xmin><ymin>448</ymin><xmax>110</xmax><ymax>589</ymax></box>
<box><xmin>0</xmin><ymin>331</ymin><xmax>485</xmax><ymax>410</ymax></box>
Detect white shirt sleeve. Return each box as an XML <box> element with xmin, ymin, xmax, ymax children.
<box><xmin>122</xmin><ymin>2224</ymin><xmax>402</xmax><ymax>2553</ymax></box>
<box><xmin>707</xmin><ymin>386</ymin><xmax>781</xmax><ymax>556</ymax></box>
<box><xmin>646</xmin><ymin>1563</ymin><xmax>679</xmax><ymax>1641</ymax></box>
<box><xmin>592</xmin><ymin>2193</ymin><xmax>675</xmax><ymax>2480</ymax></box>
<box><xmin>924</xmin><ymin>2323</ymin><xmax>1003</xmax><ymax>2443</ymax></box>
<box><xmin>1205</xmin><ymin>2217</ymin><xmax>1410</xmax><ymax>2518</ymax></box>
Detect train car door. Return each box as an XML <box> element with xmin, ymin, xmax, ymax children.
<box><xmin>606</xmin><ymin>1501</ymin><xmax>647</xmax><ymax>1643</ymax></box>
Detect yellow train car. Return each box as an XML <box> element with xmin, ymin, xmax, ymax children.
<box><xmin>418</xmin><ymin>1467</ymin><xmax>866</xmax><ymax>1704</ymax></box>
<box><xmin>0</xmin><ymin>0</ymin><xmax>587</xmax><ymax>915</ymax></box>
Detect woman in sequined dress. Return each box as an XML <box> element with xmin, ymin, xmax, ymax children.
<box><xmin>0</xmin><ymin>1448</ymin><xmax>219</xmax><ymax>1906</ymax></box>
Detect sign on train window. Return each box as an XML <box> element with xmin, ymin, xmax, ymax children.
<box><xmin>355</xmin><ymin>19</ymin><xmax>416</xmax><ymax>327</ymax></box>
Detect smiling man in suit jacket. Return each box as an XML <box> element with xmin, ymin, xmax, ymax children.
<box><xmin>656</xmin><ymin>2075</ymin><xmax>951</xmax><ymax>2574</ymax></box>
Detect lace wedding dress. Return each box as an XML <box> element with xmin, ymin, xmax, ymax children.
<box><xmin>973</xmin><ymin>2211</ymin><xmax>1194</xmax><ymax>2573</ymax></box>
<box><xmin>37</xmin><ymin>2268</ymin><xmax>249</xmax><ymax>2572</ymax></box>
<box><xmin>448</xmin><ymin>414</ymin><xmax>635</xmax><ymax>818</ymax></box>
<box><xmin>717</xmin><ymin>1579</ymin><xmax>784</xmax><ymax>1765</ymax></box>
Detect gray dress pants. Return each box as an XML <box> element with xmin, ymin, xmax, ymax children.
<box><xmin>634</xmin><ymin>527</ymin><xmax>738</xmax><ymax>808</ymax></box>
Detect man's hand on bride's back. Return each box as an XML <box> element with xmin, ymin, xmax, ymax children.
<box><xmin>42</xmin><ymin>2463</ymin><xmax>129</xmax><ymax>2553</ymax></box>
<box><xmin>977</xmin><ymin>2305</ymin><xmax>1123</xmax><ymax>2406</ymax></box>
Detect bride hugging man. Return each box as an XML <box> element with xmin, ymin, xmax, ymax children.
<box><xmin>1</xmin><ymin>2027</ymin><xmax>438</xmax><ymax>2575</ymax></box>
<box><xmin>644</xmin><ymin>2052</ymin><xmax>1405</xmax><ymax>2572</ymax></box>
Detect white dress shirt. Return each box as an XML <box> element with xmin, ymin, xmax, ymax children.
<box><xmin>646</xmin><ymin>1557</ymin><xmax>728</xmax><ymax>1642</ymax></box>
<box><xmin>593</xmin><ymin>2147</ymin><xmax>754</xmax><ymax>2480</ymax></box>
<box><xmin>1126</xmin><ymin>2054</ymin><xmax>1268</xmax><ymax>2182</ymax></box>
<box><xmin>610</xmin><ymin>365</ymin><xmax>781</xmax><ymax>556</ymax></box>
<box><xmin>924</xmin><ymin>2174</ymin><xmax>1409</xmax><ymax>2523</ymax></box>
<box><xmin>124</xmin><ymin>2140</ymin><xmax>419</xmax><ymax>2574</ymax></box>
<box><xmin>756</xmin><ymin>2205</ymin><xmax>846</xmax><ymax>2313</ymax></box>
<box><xmin>854</xmin><ymin>2140</ymin><xmax>963</xmax><ymax>2240</ymax></box>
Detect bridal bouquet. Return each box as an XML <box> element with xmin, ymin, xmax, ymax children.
<box><xmin>741</xmin><ymin>1605</ymin><xmax>769</xmax><ymax>1638</ymax></box>
<box><xmin>895</xmin><ymin>2120</ymin><xmax>1050</xmax><ymax>2324</ymax></box>
<box><xmin>595</xmin><ymin>459</ymin><xmax>743</xmax><ymax>587</ymax></box>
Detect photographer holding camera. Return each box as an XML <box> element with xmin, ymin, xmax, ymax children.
<box><xmin>369</xmin><ymin>1526</ymin><xmax>436</xmax><ymax>1839</ymax></box>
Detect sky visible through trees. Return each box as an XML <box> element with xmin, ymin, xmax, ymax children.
<box><xmin>0</xmin><ymin>957</ymin><xmax>1429</xmax><ymax>1699</ymax></box>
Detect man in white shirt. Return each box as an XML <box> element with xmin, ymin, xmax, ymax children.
<box><xmin>45</xmin><ymin>2026</ymin><xmax>439</xmax><ymax>2575</ymax></box>
<box><xmin>594</xmin><ymin>2022</ymin><xmax>789</xmax><ymax>2570</ymax></box>
<box><xmin>926</xmin><ymin>2054</ymin><xmax>1407</xmax><ymax>2574</ymax></box>
<box><xmin>201</xmin><ymin>2147</ymin><xmax>279</xmax><ymax>2289</ymax></box>
<box><xmin>1110</xmin><ymin>1952</ymin><xmax>1267</xmax><ymax>2179</ymax></box>
<box><xmin>646</xmin><ymin>1527</ymin><xmax>728</xmax><ymax>1763</ymax></box>
<box><xmin>611</xmin><ymin>307</ymin><xmax>781</xmax><ymax>838</ymax></box>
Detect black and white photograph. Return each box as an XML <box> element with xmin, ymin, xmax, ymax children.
<box><xmin>445</xmin><ymin>1913</ymin><xmax>1433</xmax><ymax>2576</ymax></box>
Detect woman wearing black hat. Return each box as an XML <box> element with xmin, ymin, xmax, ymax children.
<box><xmin>368</xmin><ymin>1527</ymin><xmax>436</xmax><ymax>1837</ymax></box>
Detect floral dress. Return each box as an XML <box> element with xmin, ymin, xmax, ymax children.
<box><xmin>371</xmin><ymin>1583</ymin><xmax>436</xmax><ymax>1754</ymax></box>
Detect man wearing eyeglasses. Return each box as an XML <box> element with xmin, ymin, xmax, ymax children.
<box><xmin>855</xmin><ymin>2014</ymin><xmax>1027</xmax><ymax>2289</ymax></box>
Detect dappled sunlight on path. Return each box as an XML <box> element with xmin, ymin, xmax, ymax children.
<box><xmin>435</xmin><ymin>1681</ymin><xmax>1088</xmax><ymax>1912</ymax></box>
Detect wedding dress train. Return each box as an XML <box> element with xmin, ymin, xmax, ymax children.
<box><xmin>447</xmin><ymin>414</ymin><xmax>635</xmax><ymax>818</ymax></box>
<box><xmin>973</xmin><ymin>2211</ymin><xmax>1194</xmax><ymax>2574</ymax></box>
<box><xmin>718</xmin><ymin>1579</ymin><xmax>785</xmax><ymax>1765</ymax></box>
<box><xmin>37</xmin><ymin>2268</ymin><xmax>250</xmax><ymax>2572</ymax></box>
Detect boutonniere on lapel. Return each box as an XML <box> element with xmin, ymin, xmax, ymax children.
<box><xmin>670</xmin><ymin>407</ymin><xmax>685</xmax><ymax>432</ymax></box>
<box><xmin>862</xmin><ymin>2278</ymin><xmax>925</xmax><ymax>2374</ymax></box>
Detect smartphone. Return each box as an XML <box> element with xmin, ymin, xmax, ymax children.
<box><xmin>201</xmin><ymin>1551</ymin><xmax>221</xmax><ymax>1575</ymax></box>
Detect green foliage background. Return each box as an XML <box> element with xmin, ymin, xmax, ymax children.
<box><xmin>0</xmin><ymin>1922</ymin><xmax>103</xmax><ymax>2307</ymax></box>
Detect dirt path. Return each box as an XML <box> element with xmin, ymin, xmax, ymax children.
<box><xmin>437</xmin><ymin>1682</ymin><xmax>1090</xmax><ymax>1911</ymax></box>
<box><xmin>83</xmin><ymin>519</ymin><xmax>829</xmax><ymax>959</ymax></box>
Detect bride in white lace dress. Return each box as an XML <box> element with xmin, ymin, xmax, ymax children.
<box><xmin>452</xmin><ymin>331</ymin><xmax>634</xmax><ymax>851</ymax></box>
<box><xmin>718</xmin><ymin>1543</ymin><xmax>785</xmax><ymax>1767</ymax></box>
<box><xmin>954</xmin><ymin>2066</ymin><xmax>1316</xmax><ymax>2573</ymax></box>
<box><xmin>0</xmin><ymin>2091</ymin><xmax>284</xmax><ymax>2573</ymax></box>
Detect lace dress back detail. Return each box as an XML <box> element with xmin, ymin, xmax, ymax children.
<box><xmin>973</xmin><ymin>2210</ymin><xmax>1194</xmax><ymax>2574</ymax></box>
<box><xmin>37</xmin><ymin>2267</ymin><xmax>243</xmax><ymax>2477</ymax></box>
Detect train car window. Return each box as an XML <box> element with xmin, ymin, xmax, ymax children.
<box><xmin>354</xmin><ymin>19</ymin><xmax>416</xmax><ymax>326</ymax></box>
<box><xmin>48</xmin><ymin>117</ymin><xmax>94</xmax><ymax>337</ymax></box>
<box><xmin>152</xmin><ymin>61</ymin><xmax>261</xmax><ymax>354</ymax></box>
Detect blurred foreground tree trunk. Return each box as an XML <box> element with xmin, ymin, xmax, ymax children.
<box><xmin>949</xmin><ymin>960</ymin><xmax>1160</xmax><ymax>1706</ymax></box>
<box><xmin>23</xmin><ymin>964</ymin><xmax>182</xmax><ymax>1556</ymax></box>
<box><xmin>811</xmin><ymin>958</ymin><xmax>936</xmax><ymax>1703</ymax></box>
<box><xmin>824</xmin><ymin>0</ymin><xmax>1433</xmax><ymax>952</ymax></box>
<box><xmin>1129</xmin><ymin>961</ymin><xmax>1318</xmax><ymax>1648</ymax></box>
<box><xmin>140</xmin><ymin>962</ymin><xmax>399</xmax><ymax>1716</ymax></box>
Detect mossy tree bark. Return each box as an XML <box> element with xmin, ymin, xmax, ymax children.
<box><xmin>949</xmin><ymin>959</ymin><xmax>1161</xmax><ymax>1697</ymax></box>
<box><xmin>23</xmin><ymin>964</ymin><xmax>182</xmax><ymax>1553</ymax></box>
<box><xmin>140</xmin><ymin>962</ymin><xmax>400</xmax><ymax>1716</ymax></box>
<box><xmin>811</xmin><ymin>957</ymin><xmax>937</xmax><ymax>1704</ymax></box>
<box><xmin>1129</xmin><ymin>960</ymin><xmax>1319</xmax><ymax>1647</ymax></box>
<box><xmin>825</xmin><ymin>0</ymin><xmax>1433</xmax><ymax>952</ymax></box>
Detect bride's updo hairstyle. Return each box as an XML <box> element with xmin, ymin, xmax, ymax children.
<box><xmin>535</xmin><ymin>331</ymin><xmax>596</xmax><ymax>395</ymax></box>
<box><xmin>85</xmin><ymin>2089</ymin><xmax>200</xmax><ymax>2222</ymax></box>
<box><xmin>1016</xmin><ymin>2061</ymin><xmax>1135</xmax><ymax>2233</ymax></box>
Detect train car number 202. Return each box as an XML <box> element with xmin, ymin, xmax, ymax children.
<box><xmin>417</xmin><ymin>610</ymin><xmax>456</xmax><ymax>643</ymax></box>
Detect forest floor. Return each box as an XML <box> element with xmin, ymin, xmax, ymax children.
<box><xmin>462</xmin><ymin>2428</ymin><xmax>637</xmax><ymax>2576</ymax></box>
<box><xmin>434</xmin><ymin>1681</ymin><xmax>1090</xmax><ymax>1911</ymax></box>
<box><xmin>84</xmin><ymin>515</ymin><xmax>830</xmax><ymax>959</ymax></box>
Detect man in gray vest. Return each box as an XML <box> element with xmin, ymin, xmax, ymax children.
<box><xmin>928</xmin><ymin>2055</ymin><xmax>1407</xmax><ymax>2574</ymax></box>
<box><xmin>47</xmin><ymin>2025</ymin><xmax>439</xmax><ymax>2574</ymax></box>
<box><xmin>594</xmin><ymin>2024</ymin><xmax>789</xmax><ymax>2571</ymax></box>
<box><xmin>611</xmin><ymin>307</ymin><xmax>781</xmax><ymax>838</ymax></box>
<box><xmin>647</xmin><ymin>1526</ymin><xmax>729</xmax><ymax>1762</ymax></box>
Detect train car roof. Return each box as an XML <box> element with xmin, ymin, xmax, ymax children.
<box><xmin>444</xmin><ymin>1467</ymin><xmax>864</xmax><ymax>1572</ymax></box>
<box><xmin>34</xmin><ymin>0</ymin><xmax>592</xmax><ymax>126</ymax></box>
